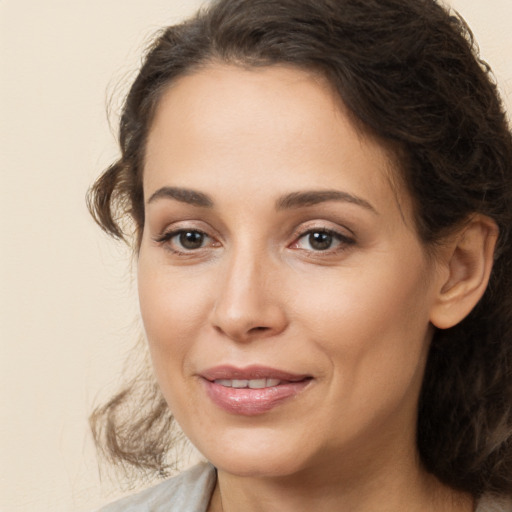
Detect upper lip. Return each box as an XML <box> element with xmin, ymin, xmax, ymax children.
<box><xmin>199</xmin><ymin>365</ymin><xmax>311</xmax><ymax>382</ymax></box>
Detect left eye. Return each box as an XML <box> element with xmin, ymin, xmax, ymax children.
<box><xmin>294</xmin><ymin>230</ymin><xmax>349</xmax><ymax>251</ymax></box>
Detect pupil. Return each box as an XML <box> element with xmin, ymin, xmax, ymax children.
<box><xmin>179</xmin><ymin>231</ymin><xmax>204</xmax><ymax>249</ymax></box>
<box><xmin>309</xmin><ymin>232</ymin><xmax>332</xmax><ymax>250</ymax></box>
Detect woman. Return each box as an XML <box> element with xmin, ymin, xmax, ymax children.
<box><xmin>88</xmin><ymin>0</ymin><xmax>512</xmax><ymax>510</ymax></box>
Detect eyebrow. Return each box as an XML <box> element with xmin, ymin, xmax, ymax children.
<box><xmin>146</xmin><ymin>186</ymin><xmax>376</xmax><ymax>214</ymax></box>
<box><xmin>147</xmin><ymin>186</ymin><xmax>213</xmax><ymax>207</ymax></box>
<box><xmin>276</xmin><ymin>190</ymin><xmax>377</xmax><ymax>213</ymax></box>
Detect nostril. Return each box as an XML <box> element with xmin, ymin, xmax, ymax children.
<box><xmin>250</xmin><ymin>326</ymin><xmax>270</xmax><ymax>332</ymax></box>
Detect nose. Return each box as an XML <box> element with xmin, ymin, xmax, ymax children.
<box><xmin>209</xmin><ymin>247</ymin><xmax>288</xmax><ymax>343</ymax></box>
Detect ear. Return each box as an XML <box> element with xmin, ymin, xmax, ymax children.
<box><xmin>429</xmin><ymin>215</ymin><xmax>499</xmax><ymax>330</ymax></box>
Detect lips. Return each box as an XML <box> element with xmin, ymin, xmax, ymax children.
<box><xmin>199</xmin><ymin>365</ymin><xmax>312</xmax><ymax>416</ymax></box>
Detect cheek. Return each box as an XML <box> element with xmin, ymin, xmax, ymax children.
<box><xmin>137</xmin><ymin>256</ymin><xmax>214</xmax><ymax>374</ymax></box>
<box><xmin>295</xmin><ymin>252</ymin><xmax>434</xmax><ymax>392</ymax></box>
<box><xmin>297</xmin><ymin>262</ymin><xmax>430</xmax><ymax>338</ymax></box>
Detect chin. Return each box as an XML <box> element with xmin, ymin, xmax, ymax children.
<box><xmin>212</xmin><ymin>453</ymin><xmax>307</xmax><ymax>479</ymax></box>
<box><xmin>192</xmin><ymin>426</ymin><xmax>313</xmax><ymax>478</ymax></box>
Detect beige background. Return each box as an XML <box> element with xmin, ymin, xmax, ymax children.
<box><xmin>1</xmin><ymin>1</ymin><xmax>511</xmax><ymax>511</ymax></box>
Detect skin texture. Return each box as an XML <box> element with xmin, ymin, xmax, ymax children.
<box><xmin>137</xmin><ymin>65</ymin><xmax>481</xmax><ymax>511</ymax></box>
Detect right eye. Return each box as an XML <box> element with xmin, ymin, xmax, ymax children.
<box><xmin>174</xmin><ymin>230</ymin><xmax>208</xmax><ymax>250</ymax></box>
<box><xmin>155</xmin><ymin>229</ymin><xmax>218</xmax><ymax>253</ymax></box>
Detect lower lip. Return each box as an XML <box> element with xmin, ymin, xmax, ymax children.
<box><xmin>203</xmin><ymin>379</ymin><xmax>311</xmax><ymax>416</ymax></box>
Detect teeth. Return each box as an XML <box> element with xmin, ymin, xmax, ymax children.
<box><xmin>215</xmin><ymin>379</ymin><xmax>233</xmax><ymax>387</ymax></box>
<box><xmin>248</xmin><ymin>378</ymin><xmax>266</xmax><ymax>389</ymax></box>
<box><xmin>214</xmin><ymin>378</ymin><xmax>282</xmax><ymax>388</ymax></box>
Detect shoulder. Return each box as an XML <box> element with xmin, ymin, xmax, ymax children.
<box><xmin>476</xmin><ymin>495</ymin><xmax>512</xmax><ymax>512</ymax></box>
<box><xmin>96</xmin><ymin>462</ymin><xmax>217</xmax><ymax>512</ymax></box>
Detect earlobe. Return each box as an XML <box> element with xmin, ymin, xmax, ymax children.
<box><xmin>429</xmin><ymin>215</ymin><xmax>499</xmax><ymax>330</ymax></box>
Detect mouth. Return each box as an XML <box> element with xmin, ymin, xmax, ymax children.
<box><xmin>213</xmin><ymin>378</ymin><xmax>283</xmax><ymax>389</ymax></box>
<box><xmin>199</xmin><ymin>365</ymin><xmax>313</xmax><ymax>416</ymax></box>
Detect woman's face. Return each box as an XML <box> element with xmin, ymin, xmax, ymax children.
<box><xmin>138</xmin><ymin>64</ymin><xmax>442</xmax><ymax>479</ymax></box>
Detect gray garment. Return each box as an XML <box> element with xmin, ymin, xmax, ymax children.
<box><xmin>97</xmin><ymin>463</ymin><xmax>216</xmax><ymax>512</ymax></box>
<box><xmin>477</xmin><ymin>495</ymin><xmax>512</xmax><ymax>512</ymax></box>
<box><xmin>97</xmin><ymin>462</ymin><xmax>512</xmax><ymax>512</ymax></box>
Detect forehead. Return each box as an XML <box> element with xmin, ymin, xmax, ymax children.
<box><xmin>144</xmin><ymin>64</ymin><xmax>410</xmax><ymax>221</ymax></box>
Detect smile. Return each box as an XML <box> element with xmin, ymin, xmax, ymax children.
<box><xmin>214</xmin><ymin>378</ymin><xmax>282</xmax><ymax>388</ymax></box>
<box><xmin>200</xmin><ymin>366</ymin><xmax>313</xmax><ymax>416</ymax></box>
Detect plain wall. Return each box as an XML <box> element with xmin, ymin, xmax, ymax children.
<box><xmin>1</xmin><ymin>1</ymin><xmax>511</xmax><ymax>511</ymax></box>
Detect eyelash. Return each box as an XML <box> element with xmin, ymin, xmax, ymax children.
<box><xmin>154</xmin><ymin>229</ymin><xmax>217</xmax><ymax>255</ymax></box>
<box><xmin>153</xmin><ymin>226</ymin><xmax>355</xmax><ymax>255</ymax></box>
<box><xmin>291</xmin><ymin>228</ymin><xmax>355</xmax><ymax>253</ymax></box>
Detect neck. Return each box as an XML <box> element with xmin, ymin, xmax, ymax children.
<box><xmin>208</xmin><ymin>451</ymin><xmax>474</xmax><ymax>512</ymax></box>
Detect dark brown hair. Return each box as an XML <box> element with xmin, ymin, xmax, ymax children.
<box><xmin>88</xmin><ymin>0</ymin><xmax>512</xmax><ymax>497</ymax></box>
